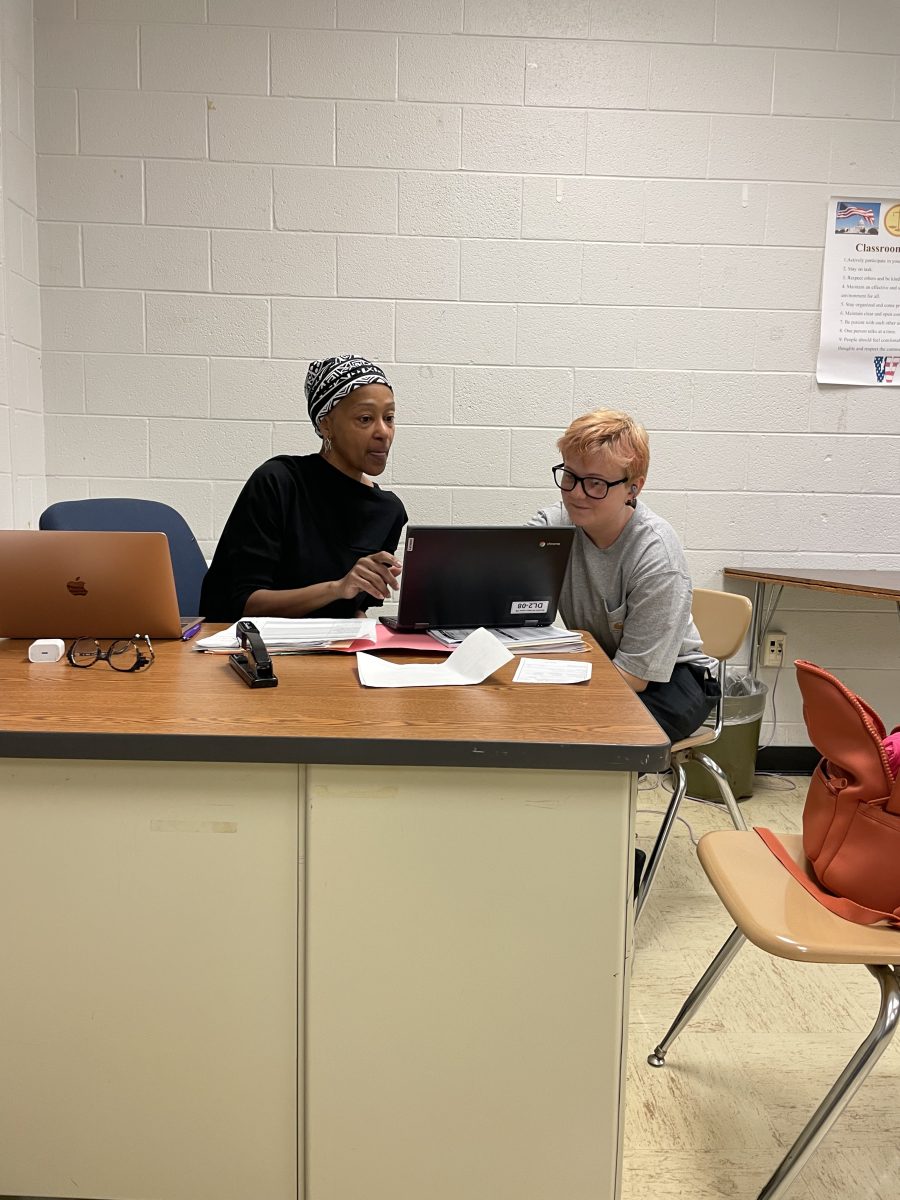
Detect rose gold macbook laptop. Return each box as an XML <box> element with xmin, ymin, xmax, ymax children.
<box><xmin>0</xmin><ymin>530</ymin><xmax>199</xmax><ymax>639</ymax></box>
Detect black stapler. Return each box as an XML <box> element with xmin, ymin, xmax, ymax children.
<box><xmin>229</xmin><ymin>619</ymin><xmax>278</xmax><ymax>688</ymax></box>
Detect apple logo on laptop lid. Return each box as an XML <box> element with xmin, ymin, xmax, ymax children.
<box><xmin>67</xmin><ymin>576</ymin><xmax>88</xmax><ymax>596</ymax></box>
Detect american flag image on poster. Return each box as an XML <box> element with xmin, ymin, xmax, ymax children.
<box><xmin>836</xmin><ymin>203</ymin><xmax>876</xmax><ymax>223</ymax></box>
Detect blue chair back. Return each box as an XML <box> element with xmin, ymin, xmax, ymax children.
<box><xmin>39</xmin><ymin>498</ymin><xmax>207</xmax><ymax>617</ymax></box>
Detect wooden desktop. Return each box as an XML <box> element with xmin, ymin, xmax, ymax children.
<box><xmin>0</xmin><ymin>631</ymin><xmax>668</xmax><ymax>1200</ymax></box>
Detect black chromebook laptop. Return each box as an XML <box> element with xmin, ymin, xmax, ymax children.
<box><xmin>380</xmin><ymin>526</ymin><xmax>575</xmax><ymax>632</ymax></box>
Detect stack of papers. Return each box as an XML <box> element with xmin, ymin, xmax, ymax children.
<box><xmin>428</xmin><ymin>624</ymin><xmax>587</xmax><ymax>654</ymax></box>
<box><xmin>196</xmin><ymin>617</ymin><xmax>377</xmax><ymax>653</ymax></box>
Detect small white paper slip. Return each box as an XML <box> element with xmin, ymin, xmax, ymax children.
<box><xmin>513</xmin><ymin>658</ymin><xmax>592</xmax><ymax>684</ymax></box>
<box><xmin>356</xmin><ymin>626</ymin><xmax>513</xmax><ymax>688</ymax></box>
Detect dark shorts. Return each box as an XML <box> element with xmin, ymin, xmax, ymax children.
<box><xmin>639</xmin><ymin>662</ymin><xmax>720</xmax><ymax>744</ymax></box>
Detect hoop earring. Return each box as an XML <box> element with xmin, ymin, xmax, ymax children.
<box><xmin>322</xmin><ymin>436</ymin><xmax>333</xmax><ymax>454</ymax></box>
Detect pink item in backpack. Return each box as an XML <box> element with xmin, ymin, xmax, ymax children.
<box><xmin>884</xmin><ymin>731</ymin><xmax>900</xmax><ymax>779</ymax></box>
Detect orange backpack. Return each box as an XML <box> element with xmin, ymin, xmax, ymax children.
<box><xmin>758</xmin><ymin>659</ymin><xmax>900</xmax><ymax>926</ymax></box>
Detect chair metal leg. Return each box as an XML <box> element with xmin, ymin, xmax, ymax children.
<box><xmin>756</xmin><ymin>964</ymin><xmax>900</xmax><ymax>1200</ymax></box>
<box><xmin>692</xmin><ymin>749</ymin><xmax>748</xmax><ymax>832</ymax></box>
<box><xmin>647</xmin><ymin>926</ymin><xmax>746</xmax><ymax>1066</ymax></box>
<box><xmin>635</xmin><ymin>757</ymin><xmax>688</xmax><ymax>923</ymax></box>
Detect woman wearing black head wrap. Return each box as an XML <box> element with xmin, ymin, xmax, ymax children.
<box><xmin>199</xmin><ymin>354</ymin><xmax>407</xmax><ymax>622</ymax></box>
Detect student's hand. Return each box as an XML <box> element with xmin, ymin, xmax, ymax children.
<box><xmin>336</xmin><ymin>553</ymin><xmax>402</xmax><ymax>601</ymax></box>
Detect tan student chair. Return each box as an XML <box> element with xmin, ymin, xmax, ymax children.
<box><xmin>647</xmin><ymin>830</ymin><xmax>900</xmax><ymax>1200</ymax></box>
<box><xmin>635</xmin><ymin>588</ymin><xmax>754</xmax><ymax>922</ymax></box>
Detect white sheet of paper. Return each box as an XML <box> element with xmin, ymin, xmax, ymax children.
<box><xmin>356</xmin><ymin>626</ymin><xmax>513</xmax><ymax>688</ymax></box>
<box><xmin>197</xmin><ymin>617</ymin><xmax>375</xmax><ymax>651</ymax></box>
<box><xmin>513</xmin><ymin>658</ymin><xmax>592</xmax><ymax>684</ymax></box>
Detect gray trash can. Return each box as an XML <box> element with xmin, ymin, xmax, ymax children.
<box><xmin>683</xmin><ymin>681</ymin><xmax>768</xmax><ymax>801</ymax></box>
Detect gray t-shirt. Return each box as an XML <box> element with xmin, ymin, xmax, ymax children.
<box><xmin>528</xmin><ymin>500</ymin><xmax>714</xmax><ymax>683</ymax></box>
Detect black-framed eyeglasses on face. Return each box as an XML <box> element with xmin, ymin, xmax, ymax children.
<box><xmin>552</xmin><ymin>463</ymin><xmax>629</xmax><ymax>501</ymax></box>
<box><xmin>67</xmin><ymin>635</ymin><xmax>155</xmax><ymax>673</ymax></box>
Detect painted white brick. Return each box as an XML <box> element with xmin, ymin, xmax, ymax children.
<box><xmin>460</xmin><ymin>240</ymin><xmax>581</xmax><ymax>303</ymax></box>
<box><xmin>85</xmin><ymin>354</ymin><xmax>209</xmax><ymax>418</ymax></box>
<box><xmin>3</xmin><ymin>2</ymin><xmax>33</xmax><ymax>80</ymax></box>
<box><xmin>390</xmin><ymin>426</ymin><xmax>510</xmax><ymax>485</ymax></box>
<box><xmin>147</xmin><ymin>294</ymin><xmax>269</xmax><ymax>357</ymax></box>
<box><xmin>383</xmin><ymin>363</ymin><xmax>453</xmax><ymax>423</ymax></box>
<box><xmin>80</xmin><ymin>0</ymin><xmax>205</xmax><ymax>17</ymax></box>
<box><xmin>212</xmin><ymin>481</ymin><xmax>245</xmax><ymax>537</ymax></box>
<box><xmin>396</xmin><ymin>301</ymin><xmax>516</xmax><ymax>365</ymax></box>
<box><xmin>4</xmin><ymin>133</ymin><xmax>36</xmax><ymax>213</ymax></box>
<box><xmin>42</xmin><ymin>351</ymin><xmax>84</xmax><ymax>414</ymax></box>
<box><xmin>635</xmin><ymin>309</ymin><xmax>757</xmax><ymax>371</ymax></box>
<box><xmin>38</xmin><ymin>155</ymin><xmax>142</xmax><ymax>223</ymax></box>
<box><xmin>35</xmin><ymin>87</ymin><xmax>76</xmax><ymax>154</ymax></box>
<box><xmin>11</xmin><ymin>412</ymin><xmax>45</xmax><ymax>479</ymax></box>
<box><xmin>465</xmin><ymin>0</ymin><xmax>589</xmax><ymax>37</ymax></box>
<box><xmin>399</xmin><ymin>172</ymin><xmax>520</xmax><ymax>238</ymax></box>
<box><xmin>210</xmin><ymin>0</ymin><xmax>333</xmax><ymax>25</ymax></box>
<box><xmin>45</xmin><ymin>414</ymin><xmax>148</xmax><ymax>476</ymax></box>
<box><xmin>338</xmin><ymin>102</ymin><xmax>459</xmax><ymax>170</ymax></box>
<box><xmin>141</xmin><ymin>25</ymin><xmax>268</xmax><ymax>94</ymax></box>
<box><xmin>651</xmin><ymin>431</ymin><xmax>749</xmax><ymax>490</ymax></box>
<box><xmin>765</xmin><ymin>184</ymin><xmax>832</xmax><ymax>247</ymax></box>
<box><xmin>35</xmin><ymin>0</ymin><xmax>75</xmax><ymax>17</ymax></box>
<box><xmin>644</xmin><ymin>181</ymin><xmax>767</xmax><ymax>245</ymax></box>
<box><xmin>210</xmin><ymin>358</ymin><xmax>305</xmax><ymax>420</ymax></box>
<box><xmin>831</xmin><ymin>122</ymin><xmax>900</xmax><ymax>187</ymax></box>
<box><xmin>10</xmin><ymin>343</ymin><xmax>42</xmax><ymax>413</ymax></box>
<box><xmin>83</xmin><ymin>225</ymin><xmax>210</xmax><ymax>292</ymax></box>
<box><xmin>272</xmin><ymin>30</ymin><xmax>396</xmax><ymax>100</ymax></box>
<box><xmin>146</xmin><ymin>161</ymin><xmax>271</xmax><ymax>230</ymax></box>
<box><xmin>717</xmin><ymin>0</ymin><xmax>837</xmax><ymax>49</ymax></box>
<box><xmin>650</xmin><ymin>45</ymin><xmax>773</xmax><ymax>114</ymax></box>
<box><xmin>272</xmin><ymin>298</ymin><xmax>394</xmax><ymax>361</ymax></box>
<box><xmin>150</xmin><ymin>419</ymin><xmax>271</xmax><ymax>480</ymax></box>
<box><xmin>522</xmin><ymin>177</ymin><xmax>644</xmax><ymax>241</ymax></box>
<box><xmin>591</xmin><ymin>0</ymin><xmax>714</xmax><ymax>41</ymax></box>
<box><xmin>451</xmin><ymin>486</ymin><xmax>549</xmax><ymax>525</ymax></box>
<box><xmin>811</xmin><ymin>383</ymin><xmax>900</xmax><ymax>435</ymax></box>
<box><xmin>745</xmin><ymin>434</ymin><xmax>900</xmax><ymax>495</ymax></box>
<box><xmin>4</xmin><ymin>202</ymin><xmax>23</xmax><ymax>275</ymax></box>
<box><xmin>708</xmin><ymin>115</ymin><xmax>830</xmax><ymax>183</ymax></box>
<box><xmin>838</xmin><ymin>0</ymin><xmax>900</xmax><ymax>52</ymax></box>
<box><xmin>19</xmin><ymin>72</ymin><xmax>36</xmax><ymax>149</ymax></box>
<box><xmin>574</xmin><ymin>370</ymin><xmax>692</xmax><ymax>430</ymax></box>
<box><xmin>693</xmin><ymin>373</ymin><xmax>810</xmax><ymax>432</ymax></box>
<box><xmin>775</xmin><ymin>51</ymin><xmax>894</xmax><ymax>118</ymax></box>
<box><xmin>212</xmin><ymin>230</ymin><xmax>335</xmax><ymax>296</ymax></box>
<box><xmin>338</xmin><ymin>235</ymin><xmax>457</xmax><ymax>300</ymax></box>
<box><xmin>340</xmin><ymin>0</ymin><xmax>461</xmax><ymax>32</ymax></box>
<box><xmin>209</xmin><ymin>96</ymin><xmax>333</xmax><ymax>166</ymax></box>
<box><xmin>275</xmin><ymin>167</ymin><xmax>397</xmax><ymax>233</ymax></box>
<box><xmin>524</xmin><ymin>39</ymin><xmax>648</xmax><ymax>108</ymax></box>
<box><xmin>582</xmin><ymin>244</ymin><xmax>701</xmax><ymax>306</ymax></box>
<box><xmin>270</xmin><ymin>422</ymin><xmax>322</xmax><ymax>458</ymax></box>
<box><xmin>35</xmin><ymin>21</ymin><xmax>137</xmax><ymax>89</ymax></box>
<box><xmin>700</xmin><ymin>247</ymin><xmax>822</xmax><ymax>311</ymax></box>
<box><xmin>586</xmin><ymin>111</ymin><xmax>708</xmax><ymax>179</ymax></box>
<box><xmin>38</xmin><ymin>221</ymin><xmax>80</xmax><ymax>287</ymax></box>
<box><xmin>792</xmin><ymin>496</ymin><xmax>900</xmax><ymax>554</ymax></box>
<box><xmin>516</xmin><ymin>305</ymin><xmax>635</xmax><ymax>368</ymax></box>
<box><xmin>42</xmin><ymin>287</ymin><xmax>143</xmax><ymax>353</ymax></box>
<box><xmin>754</xmin><ymin>311</ymin><xmax>819</xmax><ymax>371</ymax></box>
<box><xmin>22</xmin><ymin>215</ymin><xmax>40</xmax><ymax>285</ymax></box>
<box><xmin>685</xmin><ymin>492</ymin><xmax>799</xmax><ymax>550</ymax></box>
<box><xmin>399</xmin><ymin>35</ymin><xmax>523</xmax><ymax>104</ymax></box>
<box><xmin>639</xmin><ymin>491</ymin><xmax>687</xmax><ymax>536</ymax></box>
<box><xmin>509</xmin><ymin>427</ymin><xmax>563</xmax><ymax>486</ymax></box>
<box><xmin>454</xmin><ymin>367</ymin><xmax>572</xmax><ymax>428</ymax></box>
<box><xmin>462</xmin><ymin>106</ymin><xmax>585</xmax><ymax>175</ymax></box>
<box><xmin>79</xmin><ymin>90</ymin><xmax>206</xmax><ymax>159</ymax></box>
<box><xmin>389</xmin><ymin>485</ymin><xmax>452</xmax><ymax>524</ymax></box>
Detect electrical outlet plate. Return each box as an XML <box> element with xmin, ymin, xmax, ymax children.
<box><xmin>762</xmin><ymin>632</ymin><xmax>786</xmax><ymax>668</ymax></box>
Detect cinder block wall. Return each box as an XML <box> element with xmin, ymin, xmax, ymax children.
<box><xmin>33</xmin><ymin>0</ymin><xmax>900</xmax><ymax>743</ymax></box>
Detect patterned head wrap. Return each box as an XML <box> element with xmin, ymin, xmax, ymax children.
<box><xmin>305</xmin><ymin>354</ymin><xmax>392</xmax><ymax>436</ymax></box>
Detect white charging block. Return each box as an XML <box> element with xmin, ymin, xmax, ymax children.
<box><xmin>28</xmin><ymin>638</ymin><xmax>65</xmax><ymax>663</ymax></box>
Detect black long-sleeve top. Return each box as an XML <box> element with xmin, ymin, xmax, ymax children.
<box><xmin>199</xmin><ymin>453</ymin><xmax>408</xmax><ymax>622</ymax></box>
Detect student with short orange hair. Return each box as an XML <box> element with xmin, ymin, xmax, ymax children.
<box><xmin>529</xmin><ymin>408</ymin><xmax>718</xmax><ymax>743</ymax></box>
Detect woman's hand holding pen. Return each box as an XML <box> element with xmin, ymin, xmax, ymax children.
<box><xmin>336</xmin><ymin>552</ymin><xmax>402</xmax><ymax>601</ymax></box>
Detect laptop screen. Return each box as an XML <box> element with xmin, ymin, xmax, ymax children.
<box><xmin>387</xmin><ymin>526</ymin><xmax>575</xmax><ymax>631</ymax></box>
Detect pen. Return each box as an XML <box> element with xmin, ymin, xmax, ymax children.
<box><xmin>181</xmin><ymin>620</ymin><xmax>203</xmax><ymax>641</ymax></box>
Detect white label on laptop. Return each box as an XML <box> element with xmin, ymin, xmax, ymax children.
<box><xmin>510</xmin><ymin>599</ymin><xmax>550</xmax><ymax>615</ymax></box>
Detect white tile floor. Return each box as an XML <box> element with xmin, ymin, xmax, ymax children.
<box><xmin>625</xmin><ymin>774</ymin><xmax>900</xmax><ymax>1200</ymax></box>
